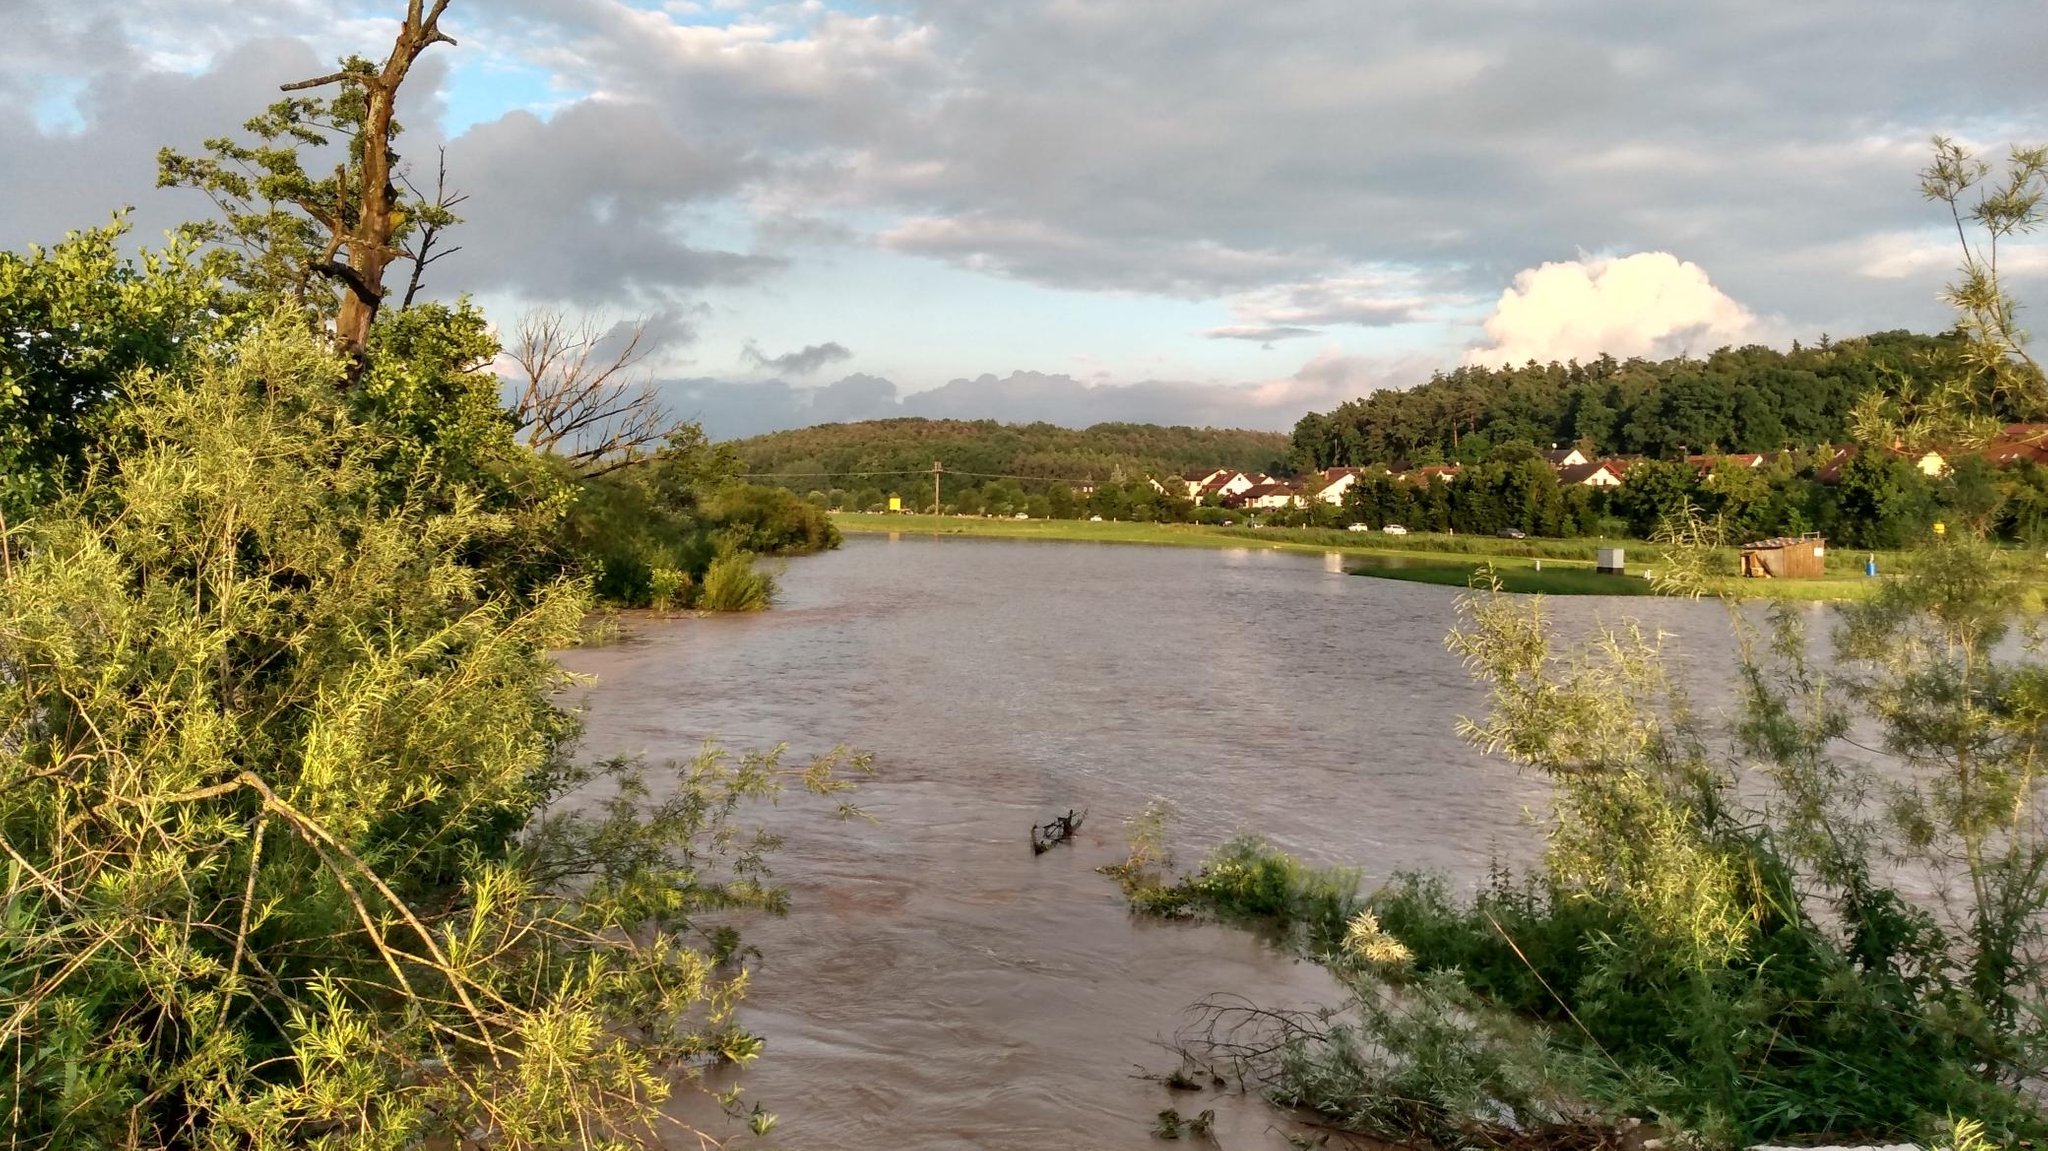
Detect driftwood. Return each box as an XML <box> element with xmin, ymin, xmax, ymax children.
<box><xmin>1031</xmin><ymin>809</ymin><xmax>1086</xmax><ymax>854</ymax></box>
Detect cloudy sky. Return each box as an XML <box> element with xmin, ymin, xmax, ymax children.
<box><xmin>5</xmin><ymin>1</ymin><xmax>2046</xmax><ymax>437</ymax></box>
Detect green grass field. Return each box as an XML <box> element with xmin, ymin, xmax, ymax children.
<box><xmin>829</xmin><ymin>513</ymin><xmax>1905</xmax><ymax>601</ymax></box>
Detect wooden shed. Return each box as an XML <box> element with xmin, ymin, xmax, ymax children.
<box><xmin>1741</xmin><ymin>535</ymin><xmax>1827</xmax><ymax>579</ymax></box>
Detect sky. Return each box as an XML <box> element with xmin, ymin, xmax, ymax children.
<box><xmin>4</xmin><ymin>0</ymin><xmax>2046</xmax><ymax>438</ymax></box>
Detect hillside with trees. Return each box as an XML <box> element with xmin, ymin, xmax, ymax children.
<box><xmin>1289</xmin><ymin>329</ymin><xmax>2000</xmax><ymax>469</ymax></box>
<box><xmin>729</xmin><ymin>417</ymin><xmax>1289</xmax><ymax>512</ymax></box>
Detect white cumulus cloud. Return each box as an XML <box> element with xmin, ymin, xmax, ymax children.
<box><xmin>1466</xmin><ymin>252</ymin><xmax>1762</xmax><ymax>367</ymax></box>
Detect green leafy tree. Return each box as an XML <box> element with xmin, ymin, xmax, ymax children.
<box><xmin>0</xmin><ymin>216</ymin><xmax>228</xmax><ymax>517</ymax></box>
<box><xmin>1826</xmin><ymin>451</ymin><xmax>1936</xmax><ymax>548</ymax></box>
<box><xmin>1614</xmin><ymin>459</ymin><xmax>1700</xmax><ymax>539</ymax></box>
<box><xmin>158</xmin><ymin>2</ymin><xmax>461</xmax><ymax>365</ymax></box>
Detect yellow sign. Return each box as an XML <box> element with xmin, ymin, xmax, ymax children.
<box><xmin>1934</xmin><ymin>521</ymin><xmax>1947</xmax><ymax>537</ymax></box>
<box><xmin>888</xmin><ymin>495</ymin><xmax>902</xmax><ymax>512</ymax></box>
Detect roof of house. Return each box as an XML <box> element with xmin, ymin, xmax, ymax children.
<box><xmin>1742</xmin><ymin>535</ymin><xmax>1826</xmax><ymax>552</ymax></box>
<box><xmin>1543</xmin><ymin>448</ymin><xmax>1584</xmax><ymax>464</ymax></box>
<box><xmin>1557</xmin><ymin>461</ymin><xmax>1618</xmax><ymax>485</ymax></box>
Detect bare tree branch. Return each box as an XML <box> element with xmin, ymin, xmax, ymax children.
<box><xmin>508</xmin><ymin>310</ymin><xmax>684</xmax><ymax>475</ymax></box>
<box><xmin>400</xmin><ymin>147</ymin><xmax>468</xmax><ymax>309</ymax></box>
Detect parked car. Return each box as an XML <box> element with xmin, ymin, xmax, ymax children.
<box><xmin>1346</xmin><ymin>523</ymin><xmax>1373</xmax><ymax>533</ymax></box>
<box><xmin>1382</xmin><ymin>524</ymin><xmax>1409</xmax><ymax>536</ymax></box>
<box><xmin>1089</xmin><ymin>515</ymin><xmax>1103</xmax><ymax>522</ymax></box>
<box><xmin>1498</xmin><ymin>528</ymin><xmax>1527</xmax><ymax>540</ymax></box>
<box><xmin>1014</xmin><ymin>512</ymin><xmax>1030</xmax><ymax>519</ymax></box>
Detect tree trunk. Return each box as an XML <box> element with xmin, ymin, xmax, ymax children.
<box><xmin>285</xmin><ymin>1</ymin><xmax>455</xmax><ymax>372</ymax></box>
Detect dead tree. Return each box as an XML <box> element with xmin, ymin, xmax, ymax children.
<box><xmin>281</xmin><ymin>1</ymin><xmax>456</xmax><ymax>364</ymax></box>
<box><xmin>509</xmin><ymin>310</ymin><xmax>680</xmax><ymax>475</ymax></box>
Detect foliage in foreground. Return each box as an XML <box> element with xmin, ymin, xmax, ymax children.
<box><xmin>0</xmin><ymin>324</ymin><xmax>870</xmax><ymax>1147</ymax></box>
<box><xmin>1115</xmin><ymin>544</ymin><xmax>2048</xmax><ymax>1148</ymax></box>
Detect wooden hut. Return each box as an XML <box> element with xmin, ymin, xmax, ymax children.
<box><xmin>1741</xmin><ymin>536</ymin><xmax>1827</xmax><ymax>579</ymax></box>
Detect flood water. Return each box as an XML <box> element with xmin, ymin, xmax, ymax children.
<box><xmin>559</xmin><ymin>535</ymin><xmax>1795</xmax><ymax>1150</ymax></box>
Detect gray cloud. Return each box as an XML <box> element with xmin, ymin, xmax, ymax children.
<box><xmin>742</xmin><ymin>340</ymin><xmax>855</xmax><ymax>377</ymax></box>
<box><xmin>8</xmin><ymin>0</ymin><xmax>2048</xmax><ymax>434</ymax></box>
<box><xmin>437</xmin><ymin>101</ymin><xmax>778</xmax><ymax>306</ymax></box>
<box><xmin>499</xmin><ymin>0</ymin><xmax>2048</xmax><ymax>330</ymax></box>
<box><xmin>1204</xmin><ymin>326</ymin><xmax>1320</xmax><ymax>344</ymax></box>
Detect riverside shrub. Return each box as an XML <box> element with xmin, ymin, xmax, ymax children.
<box><xmin>1118</xmin><ymin>561</ymin><xmax>2048</xmax><ymax>1147</ymax></box>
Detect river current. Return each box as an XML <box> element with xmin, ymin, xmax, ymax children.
<box><xmin>559</xmin><ymin>534</ymin><xmax>1790</xmax><ymax>1150</ymax></box>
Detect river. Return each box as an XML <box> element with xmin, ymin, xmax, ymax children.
<box><xmin>559</xmin><ymin>534</ymin><xmax>1796</xmax><ymax>1150</ymax></box>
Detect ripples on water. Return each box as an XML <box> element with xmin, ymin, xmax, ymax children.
<box><xmin>559</xmin><ymin>535</ymin><xmax>1816</xmax><ymax>1150</ymax></box>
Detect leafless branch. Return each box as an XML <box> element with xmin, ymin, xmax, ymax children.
<box><xmin>508</xmin><ymin>309</ymin><xmax>682</xmax><ymax>475</ymax></box>
<box><xmin>401</xmin><ymin>147</ymin><xmax>468</xmax><ymax>309</ymax></box>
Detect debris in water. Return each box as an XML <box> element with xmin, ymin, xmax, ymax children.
<box><xmin>1031</xmin><ymin>808</ymin><xmax>1086</xmax><ymax>854</ymax></box>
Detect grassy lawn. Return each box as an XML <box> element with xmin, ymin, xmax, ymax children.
<box><xmin>830</xmin><ymin>513</ymin><xmax>1906</xmax><ymax>601</ymax></box>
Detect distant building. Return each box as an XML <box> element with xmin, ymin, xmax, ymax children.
<box><xmin>1742</xmin><ymin>536</ymin><xmax>1828</xmax><ymax>579</ymax></box>
<box><xmin>1237</xmin><ymin>482</ymin><xmax>1306</xmax><ymax>509</ymax></box>
<box><xmin>1544</xmin><ymin>446</ymin><xmax>1590</xmax><ymax>468</ymax></box>
<box><xmin>1557</xmin><ymin>461</ymin><xmax>1623</xmax><ymax>487</ymax></box>
<box><xmin>1315</xmin><ymin>467</ymin><xmax>1374</xmax><ymax>505</ymax></box>
<box><xmin>1181</xmin><ymin>468</ymin><xmax>1232</xmax><ymax>499</ymax></box>
<box><xmin>1987</xmin><ymin>424</ymin><xmax>2048</xmax><ymax>468</ymax></box>
<box><xmin>1196</xmin><ymin>471</ymin><xmax>1260</xmax><ymax>503</ymax></box>
<box><xmin>1814</xmin><ymin>444</ymin><xmax>1949</xmax><ymax>483</ymax></box>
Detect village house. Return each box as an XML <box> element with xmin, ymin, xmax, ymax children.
<box><xmin>1557</xmin><ymin>460</ymin><xmax>1624</xmax><ymax>487</ymax></box>
<box><xmin>1987</xmin><ymin>424</ymin><xmax>2048</xmax><ymax>468</ymax></box>
<box><xmin>1181</xmin><ymin>468</ymin><xmax>1232</xmax><ymax>500</ymax></box>
<box><xmin>1237</xmin><ymin>482</ymin><xmax>1306</xmax><ymax>509</ymax></box>
<box><xmin>1543</xmin><ymin>446</ymin><xmax>1590</xmax><ymax>468</ymax></box>
<box><xmin>1194</xmin><ymin>471</ymin><xmax>1262</xmax><ymax>503</ymax></box>
<box><xmin>1814</xmin><ymin>444</ymin><xmax>1950</xmax><ymax>483</ymax></box>
<box><xmin>1315</xmin><ymin>466</ymin><xmax>1375</xmax><ymax>505</ymax></box>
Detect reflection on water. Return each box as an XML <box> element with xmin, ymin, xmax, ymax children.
<box><xmin>560</xmin><ymin>535</ymin><xmax>1778</xmax><ymax>1150</ymax></box>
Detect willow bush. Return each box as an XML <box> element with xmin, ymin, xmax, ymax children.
<box><xmin>696</xmin><ymin>552</ymin><xmax>777</xmax><ymax>613</ymax></box>
<box><xmin>0</xmin><ymin>323</ymin><xmax>866</xmax><ymax>1147</ymax></box>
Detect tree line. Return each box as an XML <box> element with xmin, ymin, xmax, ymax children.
<box><xmin>1289</xmin><ymin>329</ymin><xmax>2014</xmax><ymax>470</ymax></box>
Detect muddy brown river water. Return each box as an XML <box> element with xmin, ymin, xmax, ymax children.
<box><xmin>558</xmin><ymin>535</ymin><xmax>1799</xmax><ymax>1150</ymax></box>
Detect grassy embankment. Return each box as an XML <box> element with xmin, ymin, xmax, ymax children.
<box><xmin>831</xmin><ymin>512</ymin><xmax>1900</xmax><ymax>600</ymax></box>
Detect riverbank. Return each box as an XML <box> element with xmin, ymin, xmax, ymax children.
<box><xmin>830</xmin><ymin>513</ymin><xmax>1894</xmax><ymax>601</ymax></box>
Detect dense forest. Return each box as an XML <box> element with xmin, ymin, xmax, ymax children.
<box><xmin>1290</xmin><ymin>330</ymin><xmax>1982</xmax><ymax>468</ymax></box>
<box><xmin>730</xmin><ymin>417</ymin><xmax>1289</xmax><ymax>510</ymax></box>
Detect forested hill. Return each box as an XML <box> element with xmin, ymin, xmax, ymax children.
<box><xmin>729</xmin><ymin>418</ymin><xmax>1291</xmax><ymax>489</ymax></box>
<box><xmin>1292</xmin><ymin>329</ymin><xmax>2001</xmax><ymax>468</ymax></box>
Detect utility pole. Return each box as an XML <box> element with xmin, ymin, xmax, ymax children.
<box><xmin>932</xmin><ymin>460</ymin><xmax>943</xmax><ymax>516</ymax></box>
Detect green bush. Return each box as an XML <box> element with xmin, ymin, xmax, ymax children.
<box><xmin>698</xmin><ymin>551</ymin><xmax>778</xmax><ymax>612</ymax></box>
<box><xmin>702</xmin><ymin>483</ymin><xmax>841</xmax><ymax>555</ymax></box>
